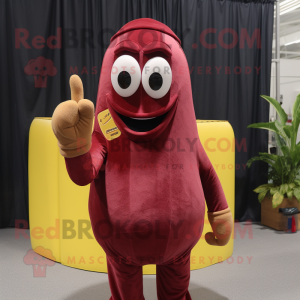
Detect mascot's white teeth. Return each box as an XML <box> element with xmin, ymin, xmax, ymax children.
<box><xmin>131</xmin><ymin>117</ymin><xmax>156</xmax><ymax>120</ymax></box>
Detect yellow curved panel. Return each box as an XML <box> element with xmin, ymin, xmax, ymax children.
<box><xmin>29</xmin><ymin>118</ymin><xmax>60</xmax><ymax>262</ymax></box>
<box><xmin>29</xmin><ymin>118</ymin><xmax>234</xmax><ymax>274</ymax></box>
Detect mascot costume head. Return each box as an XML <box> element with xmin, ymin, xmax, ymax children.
<box><xmin>52</xmin><ymin>18</ymin><xmax>233</xmax><ymax>300</ymax></box>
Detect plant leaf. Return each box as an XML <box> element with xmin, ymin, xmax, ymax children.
<box><xmin>287</xmin><ymin>190</ymin><xmax>293</xmax><ymax>200</ymax></box>
<box><xmin>260</xmin><ymin>95</ymin><xmax>288</xmax><ymax>125</ymax></box>
<box><xmin>258</xmin><ymin>190</ymin><xmax>268</xmax><ymax>203</ymax></box>
<box><xmin>270</xmin><ymin>187</ymin><xmax>279</xmax><ymax>195</ymax></box>
<box><xmin>247</xmin><ymin>121</ymin><xmax>278</xmax><ymax>133</ymax></box>
<box><xmin>283</xmin><ymin>125</ymin><xmax>293</xmax><ymax>138</ymax></box>
<box><xmin>279</xmin><ymin>183</ymin><xmax>289</xmax><ymax>195</ymax></box>
<box><xmin>258</xmin><ymin>152</ymin><xmax>278</xmax><ymax>161</ymax></box>
<box><xmin>288</xmin><ymin>183</ymin><xmax>296</xmax><ymax>190</ymax></box>
<box><xmin>291</xmin><ymin>143</ymin><xmax>300</xmax><ymax>167</ymax></box>
<box><xmin>275</xmin><ymin>133</ymin><xmax>286</xmax><ymax>149</ymax></box>
<box><xmin>275</xmin><ymin>120</ymin><xmax>291</xmax><ymax>148</ymax></box>
<box><xmin>293</xmin><ymin>187</ymin><xmax>300</xmax><ymax>201</ymax></box>
<box><xmin>247</xmin><ymin>155</ymin><xmax>277</xmax><ymax>168</ymax></box>
<box><xmin>295</xmin><ymin>179</ymin><xmax>300</xmax><ymax>186</ymax></box>
<box><xmin>260</xmin><ymin>153</ymin><xmax>283</xmax><ymax>177</ymax></box>
<box><xmin>281</xmin><ymin>146</ymin><xmax>290</xmax><ymax>158</ymax></box>
<box><xmin>272</xmin><ymin>191</ymin><xmax>284</xmax><ymax>208</ymax></box>
<box><xmin>253</xmin><ymin>184</ymin><xmax>274</xmax><ymax>193</ymax></box>
<box><xmin>292</xmin><ymin>93</ymin><xmax>300</xmax><ymax>149</ymax></box>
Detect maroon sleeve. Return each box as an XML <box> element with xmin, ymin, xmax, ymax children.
<box><xmin>64</xmin><ymin>131</ymin><xmax>106</xmax><ymax>186</ymax></box>
<box><xmin>198</xmin><ymin>139</ymin><xmax>229</xmax><ymax>213</ymax></box>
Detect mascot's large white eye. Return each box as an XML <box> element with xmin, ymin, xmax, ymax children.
<box><xmin>111</xmin><ymin>55</ymin><xmax>141</xmax><ymax>97</ymax></box>
<box><xmin>142</xmin><ymin>57</ymin><xmax>172</xmax><ymax>99</ymax></box>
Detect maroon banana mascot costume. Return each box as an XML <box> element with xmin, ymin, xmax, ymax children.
<box><xmin>52</xmin><ymin>18</ymin><xmax>233</xmax><ymax>300</ymax></box>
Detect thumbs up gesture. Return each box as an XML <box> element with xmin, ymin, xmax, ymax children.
<box><xmin>52</xmin><ymin>75</ymin><xmax>94</xmax><ymax>158</ymax></box>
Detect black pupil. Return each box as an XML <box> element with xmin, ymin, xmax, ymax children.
<box><xmin>118</xmin><ymin>71</ymin><xmax>131</xmax><ymax>89</ymax></box>
<box><xmin>149</xmin><ymin>72</ymin><xmax>163</xmax><ymax>91</ymax></box>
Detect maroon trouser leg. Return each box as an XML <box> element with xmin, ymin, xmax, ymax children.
<box><xmin>107</xmin><ymin>253</ymin><xmax>192</xmax><ymax>300</ymax></box>
<box><xmin>107</xmin><ymin>256</ymin><xmax>145</xmax><ymax>300</ymax></box>
<box><xmin>156</xmin><ymin>253</ymin><xmax>192</xmax><ymax>300</ymax></box>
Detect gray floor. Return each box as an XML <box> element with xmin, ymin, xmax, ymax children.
<box><xmin>1</xmin><ymin>223</ymin><xmax>299</xmax><ymax>300</ymax></box>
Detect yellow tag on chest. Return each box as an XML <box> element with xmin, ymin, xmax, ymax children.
<box><xmin>97</xmin><ymin>109</ymin><xmax>121</xmax><ymax>140</ymax></box>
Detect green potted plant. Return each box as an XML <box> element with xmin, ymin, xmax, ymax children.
<box><xmin>247</xmin><ymin>94</ymin><xmax>300</xmax><ymax>230</ymax></box>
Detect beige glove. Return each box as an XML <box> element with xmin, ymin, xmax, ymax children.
<box><xmin>205</xmin><ymin>207</ymin><xmax>233</xmax><ymax>246</ymax></box>
<box><xmin>52</xmin><ymin>75</ymin><xmax>94</xmax><ymax>158</ymax></box>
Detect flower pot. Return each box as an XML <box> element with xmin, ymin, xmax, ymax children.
<box><xmin>261</xmin><ymin>196</ymin><xmax>300</xmax><ymax>231</ymax></box>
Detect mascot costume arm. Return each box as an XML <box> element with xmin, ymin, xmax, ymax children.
<box><xmin>52</xmin><ymin>75</ymin><xmax>106</xmax><ymax>186</ymax></box>
<box><xmin>197</xmin><ymin>140</ymin><xmax>233</xmax><ymax>246</ymax></box>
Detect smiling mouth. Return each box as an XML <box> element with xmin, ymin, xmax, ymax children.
<box><xmin>117</xmin><ymin>113</ymin><xmax>167</xmax><ymax>132</ymax></box>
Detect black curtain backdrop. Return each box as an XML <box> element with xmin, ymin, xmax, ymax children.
<box><xmin>0</xmin><ymin>0</ymin><xmax>274</xmax><ymax>228</ymax></box>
